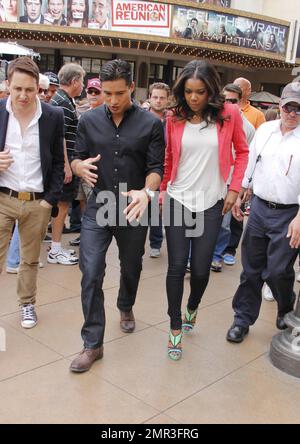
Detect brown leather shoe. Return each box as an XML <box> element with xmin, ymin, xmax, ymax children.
<box><xmin>70</xmin><ymin>346</ymin><xmax>103</xmax><ymax>373</ymax></box>
<box><xmin>120</xmin><ymin>309</ymin><xmax>135</xmax><ymax>333</ymax></box>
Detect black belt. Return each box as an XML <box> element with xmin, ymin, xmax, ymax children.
<box><xmin>258</xmin><ymin>197</ymin><xmax>298</xmax><ymax>210</ymax></box>
<box><xmin>0</xmin><ymin>187</ymin><xmax>44</xmax><ymax>201</ymax></box>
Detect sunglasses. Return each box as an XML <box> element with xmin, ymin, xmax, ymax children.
<box><xmin>225</xmin><ymin>98</ymin><xmax>239</xmax><ymax>104</ymax></box>
<box><xmin>87</xmin><ymin>89</ymin><xmax>101</xmax><ymax>95</ymax></box>
<box><xmin>38</xmin><ymin>88</ymin><xmax>48</xmax><ymax>95</ymax></box>
<box><xmin>282</xmin><ymin>104</ymin><xmax>300</xmax><ymax>115</ymax></box>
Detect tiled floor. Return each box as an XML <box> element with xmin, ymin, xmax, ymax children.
<box><xmin>0</xmin><ymin>234</ymin><xmax>299</xmax><ymax>424</ymax></box>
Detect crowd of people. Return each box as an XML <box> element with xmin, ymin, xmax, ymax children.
<box><xmin>0</xmin><ymin>56</ymin><xmax>299</xmax><ymax>373</ymax></box>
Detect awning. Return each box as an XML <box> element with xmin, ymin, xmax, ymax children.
<box><xmin>249</xmin><ymin>91</ymin><xmax>280</xmax><ymax>104</ymax></box>
<box><xmin>0</xmin><ymin>41</ymin><xmax>40</xmax><ymax>58</ymax></box>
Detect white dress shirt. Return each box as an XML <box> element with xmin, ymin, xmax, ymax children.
<box><xmin>242</xmin><ymin>120</ymin><xmax>300</xmax><ymax>205</ymax></box>
<box><xmin>0</xmin><ymin>96</ymin><xmax>43</xmax><ymax>192</ymax></box>
<box><xmin>167</xmin><ymin>121</ymin><xmax>226</xmax><ymax>212</ymax></box>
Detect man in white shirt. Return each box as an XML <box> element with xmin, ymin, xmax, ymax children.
<box><xmin>227</xmin><ymin>82</ymin><xmax>300</xmax><ymax>343</ymax></box>
<box><xmin>0</xmin><ymin>57</ymin><xmax>64</xmax><ymax>329</ymax></box>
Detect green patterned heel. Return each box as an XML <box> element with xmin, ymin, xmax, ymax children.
<box><xmin>182</xmin><ymin>307</ymin><xmax>198</xmax><ymax>332</ymax></box>
<box><xmin>168</xmin><ymin>331</ymin><xmax>182</xmax><ymax>361</ymax></box>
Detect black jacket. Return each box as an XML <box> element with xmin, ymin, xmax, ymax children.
<box><xmin>0</xmin><ymin>99</ymin><xmax>65</xmax><ymax>215</ymax></box>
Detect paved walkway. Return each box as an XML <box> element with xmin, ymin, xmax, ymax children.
<box><xmin>0</xmin><ymin>234</ymin><xmax>299</xmax><ymax>424</ymax></box>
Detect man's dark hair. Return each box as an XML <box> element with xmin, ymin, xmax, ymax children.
<box><xmin>223</xmin><ymin>83</ymin><xmax>242</xmax><ymax>100</ymax></box>
<box><xmin>191</xmin><ymin>17</ymin><xmax>198</xmax><ymax>24</ymax></box>
<box><xmin>100</xmin><ymin>59</ymin><xmax>132</xmax><ymax>86</ymax></box>
<box><xmin>7</xmin><ymin>57</ymin><xmax>39</xmax><ymax>85</ymax></box>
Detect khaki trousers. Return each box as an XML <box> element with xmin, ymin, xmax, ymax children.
<box><xmin>0</xmin><ymin>192</ymin><xmax>51</xmax><ymax>305</ymax></box>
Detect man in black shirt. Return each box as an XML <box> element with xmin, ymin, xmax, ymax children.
<box><xmin>70</xmin><ymin>59</ymin><xmax>165</xmax><ymax>373</ymax></box>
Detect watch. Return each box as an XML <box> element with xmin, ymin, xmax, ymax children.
<box><xmin>144</xmin><ymin>187</ymin><xmax>155</xmax><ymax>201</ymax></box>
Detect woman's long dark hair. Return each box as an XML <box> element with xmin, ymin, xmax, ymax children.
<box><xmin>172</xmin><ymin>60</ymin><xmax>227</xmax><ymax>126</ymax></box>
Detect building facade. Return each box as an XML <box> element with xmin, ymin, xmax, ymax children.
<box><xmin>0</xmin><ymin>0</ymin><xmax>298</xmax><ymax>98</ymax></box>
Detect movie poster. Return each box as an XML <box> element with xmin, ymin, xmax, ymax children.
<box><xmin>172</xmin><ymin>5</ymin><xmax>288</xmax><ymax>55</ymax></box>
<box><xmin>111</xmin><ymin>0</ymin><xmax>171</xmax><ymax>37</ymax></box>
<box><xmin>18</xmin><ymin>0</ymin><xmax>67</xmax><ymax>26</ymax></box>
<box><xmin>0</xmin><ymin>0</ymin><xmax>18</xmax><ymax>22</ymax></box>
<box><xmin>88</xmin><ymin>0</ymin><xmax>111</xmax><ymax>30</ymax></box>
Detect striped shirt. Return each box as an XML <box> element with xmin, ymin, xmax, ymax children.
<box><xmin>51</xmin><ymin>89</ymin><xmax>78</xmax><ymax>155</ymax></box>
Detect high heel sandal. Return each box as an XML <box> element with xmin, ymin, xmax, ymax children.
<box><xmin>168</xmin><ymin>330</ymin><xmax>182</xmax><ymax>361</ymax></box>
<box><xmin>182</xmin><ymin>307</ymin><xmax>198</xmax><ymax>332</ymax></box>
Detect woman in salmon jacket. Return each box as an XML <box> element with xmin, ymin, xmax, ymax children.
<box><xmin>160</xmin><ymin>60</ymin><xmax>249</xmax><ymax>360</ymax></box>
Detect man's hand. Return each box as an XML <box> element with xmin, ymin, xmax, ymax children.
<box><xmin>122</xmin><ymin>189</ymin><xmax>149</xmax><ymax>223</ymax></box>
<box><xmin>74</xmin><ymin>155</ymin><xmax>101</xmax><ymax>187</ymax></box>
<box><xmin>222</xmin><ymin>190</ymin><xmax>239</xmax><ymax>215</ymax></box>
<box><xmin>39</xmin><ymin>199</ymin><xmax>52</xmax><ymax>209</ymax></box>
<box><xmin>0</xmin><ymin>150</ymin><xmax>14</xmax><ymax>172</ymax></box>
<box><xmin>231</xmin><ymin>195</ymin><xmax>245</xmax><ymax>222</ymax></box>
<box><xmin>64</xmin><ymin>162</ymin><xmax>73</xmax><ymax>184</ymax></box>
<box><xmin>287</xmin><ymin>214</ymin><xmax>300</xmax><ymax>248</ymax></box>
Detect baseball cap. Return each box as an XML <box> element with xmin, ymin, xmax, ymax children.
<box><xmin>86</xmin><ymin>78</ymin><xmax>102</xmax><ymax>91</ymax></box>
<box><xmin>44</xmin><ymin>72</ymin><xmax>59</xmax><ymax>87</ymax></box>
<box><xmin>281</xmin><ymin>82</ymin><xmax>300</xmax><ymax>106</ymax></box>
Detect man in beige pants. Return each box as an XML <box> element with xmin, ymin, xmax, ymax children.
<box><xmin>0</xmin><ymin>57</ymin><xmax>64</xmax><ymax>328</ymax></box>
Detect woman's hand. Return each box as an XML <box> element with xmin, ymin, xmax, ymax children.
<box><xmin>222</xmin><ymin>190</ymin><xmax>239</xmax><ymax>215</ymax></box>
<box><xmin>231</xmin><ymin>195</ymin><xmax>245</xmax><ymax>222</ymax></box>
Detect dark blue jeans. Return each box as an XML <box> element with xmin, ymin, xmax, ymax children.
<box><xmin>149</xmin><ymin>213</ymin><xmax>163</xmax><ymax>249</ymax></box>
<box><xmin>79</xmin><ymin>212</ymin><xmax>148</xmax><ymax>349</ymax></box>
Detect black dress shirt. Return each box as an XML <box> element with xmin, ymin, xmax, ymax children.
<box><xmin>74</xmin><ymin>103</ymin><xmax>165</xmax><ymax>196</ymax></box>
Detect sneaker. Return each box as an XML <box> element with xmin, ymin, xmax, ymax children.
<box><xmin>6</xmin><ymin>266</ymin><xmax>19</xmax><ymax>274</ymax></box>
<box><xmin>62</xmin><ymin>248</ymin><xmax>76</xmax><ymax>256</ymax></box>
<box><xmin>69</xmin><ymin>236</ymin><xmax>80</xmax><ymax>246</ymax></box>
<box><xmin>7</xmin><ymin>262</ymin><xmax>44</xmax><ymax>273</ymax></box>
<box><xmin>211</xmin><ymin>261</ymin><xmax>222</xmax><ymax>272</ymax></box>
<box><xmin>263</xmin><ymin>284</ymin><xmax>274</xmax><ymax>302</ymax></box>
<box><xmin>223</xmin><ymin>254</ymin><xmax>236</xmax><ymax>266</ymax></box>
<box><xmin>47</xmin><ymin>249</ymin><xmax>79</xmax><ymax>265</ymax></box>
<box><xmin>21</xmin><ymin>304</ymin><xmax>37</xmax><ymax>329</ymax></box>
<box><xmin>47</xmin><ymin>246</ymin><xmax>76</xmax><ymax>256</ymax></box>
<box><xmin>43</xmin><ymin>235</ymin><xmax>52</xmax><ymax>243</ymax></box>
<box><xmin>150</xmin><ymin>248</ymin><xmax>161</xmax><ymax>258</ymax></box>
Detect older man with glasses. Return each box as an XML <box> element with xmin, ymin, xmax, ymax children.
<box><xmin>226</xmin><ymin>82</ymin><xmax>300</xmax><ymax>344</ymax></box>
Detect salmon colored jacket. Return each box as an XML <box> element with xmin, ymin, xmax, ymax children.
<box><xmin>160</xmin><ymin>103</ymin><xmax>249</xmax><ymax>202</ymax></box>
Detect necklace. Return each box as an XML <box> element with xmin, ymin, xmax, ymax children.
<box><xmin>190</xmin><ymin>114</ymin><xmax>202</xmax><ymax>124</ymax></box>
